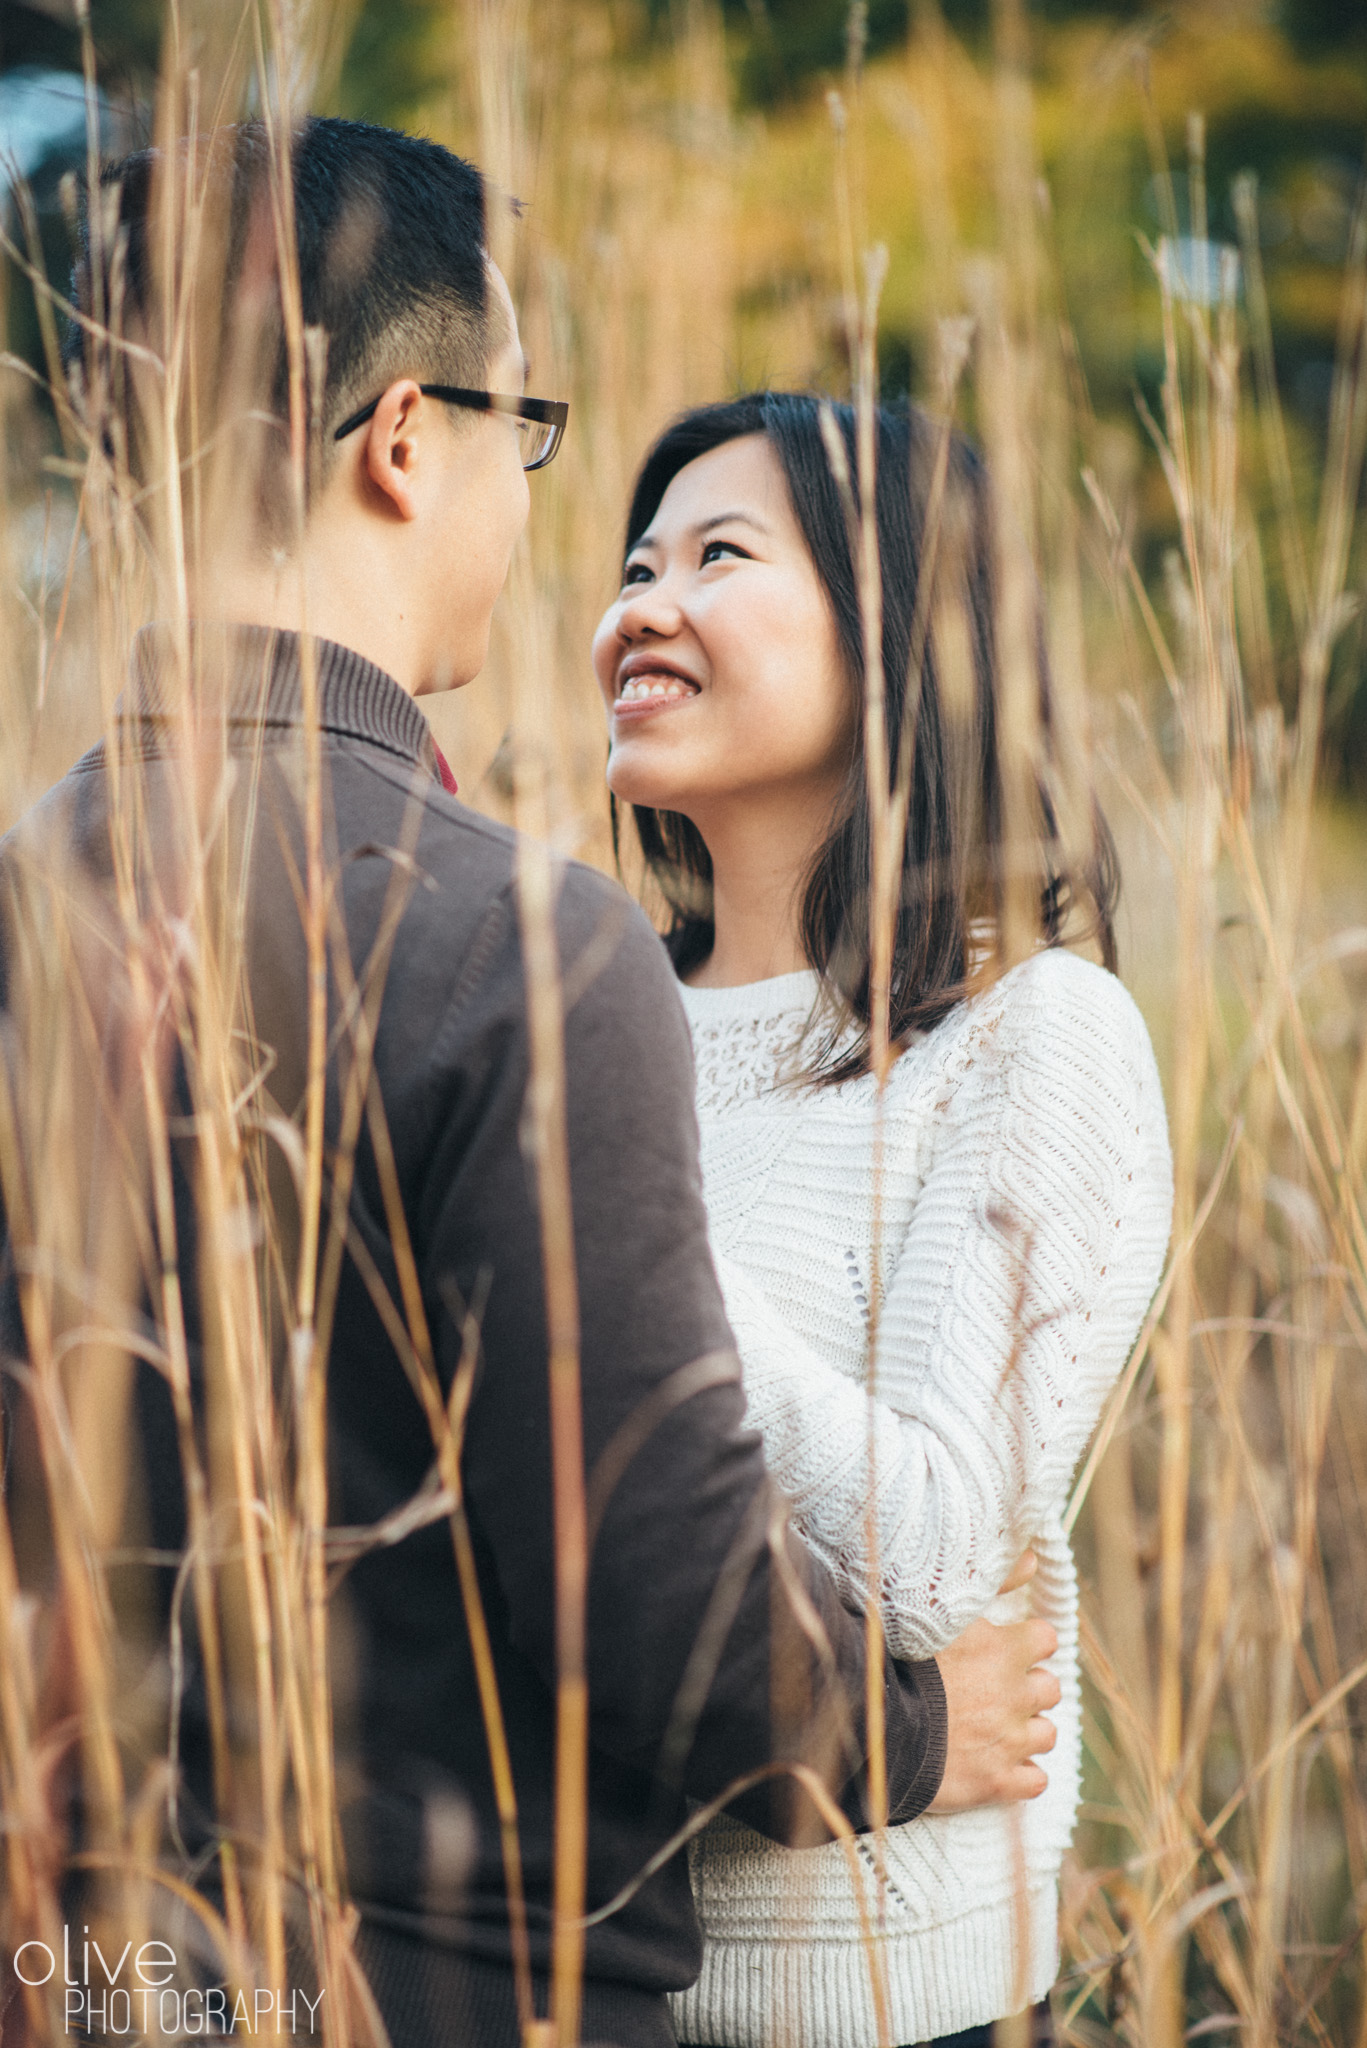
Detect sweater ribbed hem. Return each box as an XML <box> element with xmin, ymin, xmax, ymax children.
<box><xmin>668</xmin><ymin>1882</ymin><xmax>1059</xmax><ymax>2048</ymax></box>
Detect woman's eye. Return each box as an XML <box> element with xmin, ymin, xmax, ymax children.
<box><xmin>701</xmin><ymin>540</ymin><xmax>747</xmax><ymax>566</ymax></box>
<box><xmin>622</xmin><ymin>562</ymin><xmax>653</xmax><ymax>587</ymax></box>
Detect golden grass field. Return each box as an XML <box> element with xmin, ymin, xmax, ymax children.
<box><xmin>2</xmin><ymin>3</ymin><xmax>1367</xmax><ymax>2043</ymax></box>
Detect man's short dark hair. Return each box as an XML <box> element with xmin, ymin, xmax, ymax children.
<box><xmin>69</xmin><ymin>118</ymin><xmax>497</xmax><ymax>513</ymax></box>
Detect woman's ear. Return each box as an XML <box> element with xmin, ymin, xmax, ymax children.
<box><xmin>361</xmin><ymin>379</ymin><xmax>425</xmax><ymax>521</ymax></box>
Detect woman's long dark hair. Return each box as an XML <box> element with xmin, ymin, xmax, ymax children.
<box><xmin>613</xmin><ymin>391</ymin><xmax>1119</xmax><ymax>1084</ymax></box>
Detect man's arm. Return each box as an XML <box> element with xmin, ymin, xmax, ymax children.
<box><xmin>423</xmin><ymin>875</ymin><xmax>942</xmax><ymax>1840</ymax></box>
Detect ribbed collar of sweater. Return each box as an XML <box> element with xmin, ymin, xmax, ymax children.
<box><xmin>127</xmin><ymin>623</ymin><xmax>443</xmax><ymax>783</ymax></box>
<box><xmin>676</xmin><ymin>967</ymin><xmax>821</xmax><ymax>1025</ymax></box>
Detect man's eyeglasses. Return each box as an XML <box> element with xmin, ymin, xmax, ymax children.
<box><xmin>332</xmin><ymin>385</ymin><xmax>569</xmax><ymax>471</ymax></box>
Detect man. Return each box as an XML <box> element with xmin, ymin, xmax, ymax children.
<box><xmin>4</xmin><ymin>119</ymin><xmax>1058</xmax><ymax>2045</ymax></box>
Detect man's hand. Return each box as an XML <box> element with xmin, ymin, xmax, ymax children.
<box><xmin>928</xmin><ymin>1556</ymin><xmax>1060</xmax><ymax>1812</ymax></box>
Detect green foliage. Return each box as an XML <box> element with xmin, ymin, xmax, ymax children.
<box><xmin>721</xmin><ymin>0</ymin><xmax>909</xmax><ymax>104</ymax></box>
<box><xmin>692</xmin><ymin>0</ymin><xmax>1367</xmax><ymax>108</ymax></box>
<box><xmin>333</xmin><ymin>0</ymin><xmax>448</xmax><ymax>123</ymax></box>
<box><xmin>710</xmin><ymin>0</ymin><xmax>1156</xmax><ymax>104</ymax></box>
<box><xmin>1283</xmin><ymin>0</ymin><xmax>1367</xmax><ymax>54</ymax></box>
<box><xmin>1</xmin><ymin>0</ymin><xmax>447</xmax><ymax>120</ymax></box>
<box><xmin>0</xmin><ymin>0</ymin><xmax>164</xmax><ymax>83</ymax></box>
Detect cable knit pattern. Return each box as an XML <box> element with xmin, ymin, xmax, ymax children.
<box><xmin>669</xmin><ymin>949</ymin><xmax>1173</xmax><ymax>2048</ymax></box>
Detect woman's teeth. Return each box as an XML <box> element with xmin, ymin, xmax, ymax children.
<box><xmin>617</xmin><ymin>675</ymin><xmax>693</xmax><ymax>702</ymax></box>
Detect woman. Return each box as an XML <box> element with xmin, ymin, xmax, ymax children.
<box><xmin>591</xmin><ymin>393</ymin><xmax>1173</xmax><ymax>2048</ymax></box>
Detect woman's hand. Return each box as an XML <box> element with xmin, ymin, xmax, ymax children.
<box><xmin>994</xmin><ymin>1547</ymin><xmax>1040</xmax><ymax>1597</ymax></box>
<box><xmin>927</xmin><ymin>1552</ymin><xmax>1060</xmax><ymax>1812</ymax></box>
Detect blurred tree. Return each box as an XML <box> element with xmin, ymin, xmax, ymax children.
<box><xmin>0</xmin><ymin>0</ymin><xmax>162</xmax><ymax>85</ymax></box>
<box><xmin>0</xmin><ymin>0</ymin><xmax>447</xmax><ymax>119</ymax></box>
<box><xmin>700</xmin><ymin>0</ymin><xmax>1155</xmax><ymax>104</ymax></box>
<box><xmin>1281</xmin><ymin>0</ymin><xmax>1367</xmax><ymax>55</ymax></box>
<box><xmin>1</xmin><ymin>3</ymin><xmax>155</xmax><ymax>405</ymax></box>
<box><xmin>720</xmin><ymin>0</ymin><xmax>907</xmax><ymax>103</ymax></box>
<box><xmin>654</xmin><ymin>0</ymin><xmax>1365</xmax><ymax>105</ymax></box>
<box><xmin>334</xmin><ymin>0</ymin><xmax>447</xmax><ymax>122</ymax></box>
<box><xmin>0</xmin><ymin>0</ymin><xmax>443</xmax><ymax>395</ymax></box>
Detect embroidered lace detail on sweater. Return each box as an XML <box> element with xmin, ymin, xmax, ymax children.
<box><xmin>670</xmin><ymin>948</ymin><xmax>1174</xmax><ymax>2048</ymax></box>
<box><xmin>682</xmin><ymin>969</ymin><xmax>828</xmax><ymax>1113</ymax></box>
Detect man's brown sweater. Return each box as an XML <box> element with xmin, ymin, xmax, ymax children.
<box><xmin>0</xmin><ymin>626</ymin><xmax>945</xmax><ymax>2045</ymax></box>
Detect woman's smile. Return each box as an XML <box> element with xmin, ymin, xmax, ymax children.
<box><xmin>612</xmin><ymin>653</ymin><xmax>702</xmax><ymax>716</ymax></box>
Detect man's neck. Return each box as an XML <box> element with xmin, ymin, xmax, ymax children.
<box><xmin>195</xmin><ymin>545</ymin><xmax>425</xmax><ymax>698</ymax></box>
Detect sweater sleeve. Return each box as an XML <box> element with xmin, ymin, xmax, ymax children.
<box><xmin>714</xmin><ymin>951</ymin><xmax>1173</xmax><ymax>1660</ymax></box>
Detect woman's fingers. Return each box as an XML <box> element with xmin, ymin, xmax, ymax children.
<box><xmin>1024</xmin><ymin>1712</ymin><xmax>1058</xmax><ymax>1756</ymax></box>
<box><xmin>996</xmin><ymin>1548</ymin><xmax>1038</xmax><ymax>1595</ymax></box>
<box><xmin>1027</xmin><ymin>1664</ymin><xmax>1062</xmax><ymax>1716</ymax></box>
<box><xmin>1023</xmin><ymin>1617</ymin><xmax>1059</xmax><ymax>1665</ymax></box>
<box><xmin>926</xmin><ymin>1616</ymin><xmax>1060</xmax><ymax>1812</ymax></box>
<box><xmin>1009</xmin><ymin>1761</ymin><xmax>1050</xmax><ymax>1801</ymax></box>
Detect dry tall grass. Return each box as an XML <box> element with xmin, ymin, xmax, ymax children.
<box><xmin>1</xmin><ymin>1</ymin><xmax>1366</xmax><ymax>2045</ymax></box>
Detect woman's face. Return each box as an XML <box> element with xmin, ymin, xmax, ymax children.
<box><xmin>592</xmin><ymin>434</ymin><xmax>854</xmax><ymax>829</ymax></box>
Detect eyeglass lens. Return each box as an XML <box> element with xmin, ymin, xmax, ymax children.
<box><xmin>511</xmin><ymin>414</ymin><xmax>558</xmax><ymax>469</ymax></box>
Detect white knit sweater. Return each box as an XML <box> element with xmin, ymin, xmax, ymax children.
<box><xmin>668</xmin><ymin>948</ymin><xmax>1172</xmax><ymax>2048</ymax></box>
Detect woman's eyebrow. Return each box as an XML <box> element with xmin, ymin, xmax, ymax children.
<box><xmin>693</xmin><ymin>510</ymin><xmax>773</xmax><ymax>538</ymax></box>
<box><xmin>627</xmin><ymin>509</ymin><xmax>774</xmax><ymax>558</ymax></box>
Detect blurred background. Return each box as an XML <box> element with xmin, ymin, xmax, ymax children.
<box><xmin>4</xmin><ymin>0</ymin><xmax>1366</xmax><ymax>818</ymax></box>
<box><xmin>3</xmin><ymin>1</ymin><xmax>1367</xmax><ymax>2042</ymax></box>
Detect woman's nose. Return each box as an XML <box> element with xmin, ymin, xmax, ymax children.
<box><xmin>616</xmin><ymin>576</ymin><xmax>683</xmax><ymax>641</ymax></box>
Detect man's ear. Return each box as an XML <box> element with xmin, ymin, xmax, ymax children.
<box><xmin>361</xmin><ymin>380</ymin><xmax>426</xmax><ymax>521</ymax></box>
